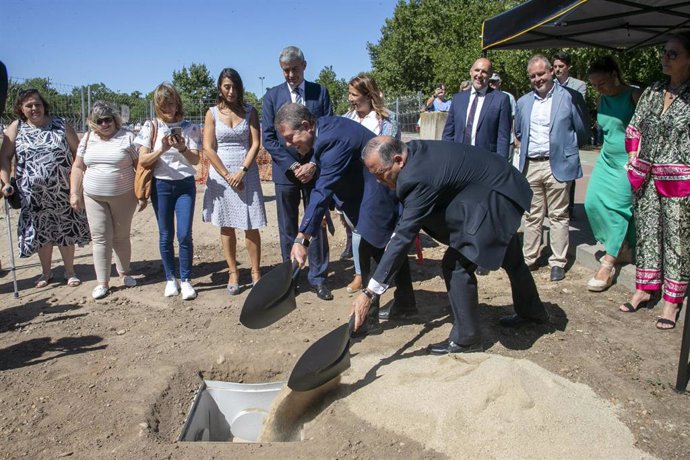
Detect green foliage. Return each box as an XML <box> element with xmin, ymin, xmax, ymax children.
<box><xmin>245</xmin><ymin>91</ymin><xmax>262</xmax><ymax>115</ymax></box>
<box><xmin>369</xmin><ymin>0</ymin><xmax>666</xmax><ymax>109</ymax></box>
<box><xmin>171</xmin><ymin>63</ymin><xmax>216</xmax><ymax>116</ymax></box>
<box><xmin>315</xmin><ymin>66</ymin><xmax>350</xmax><ymax>115</ymax></box>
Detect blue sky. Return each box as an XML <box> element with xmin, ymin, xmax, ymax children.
<box><xmin>1</xmin><ymin>0</ymin><xmax>399</xmax><ymax>96</ymax></box>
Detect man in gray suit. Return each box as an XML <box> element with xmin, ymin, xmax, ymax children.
<box><xmin>553</xmin><ymin>52</ymin><xmax>587</xmax><ymax>97</ymax></box>
<box><xmin>515</xmin><ymin>54</ymin><xmax>590</xmax><ymax>282</ymax></box>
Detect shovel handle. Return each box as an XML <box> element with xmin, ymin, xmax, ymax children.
<box><xmin>348</xmin><ymin>314</ymin><xmax>356</xmax><ymax>333</ymax></box>
<box><xmin>291</xmin><ymin>259</ymin><xmax>301</xmax><ymax>280</ymax></box>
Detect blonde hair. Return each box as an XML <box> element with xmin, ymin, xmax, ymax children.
<box><xmin>348</xmin><ymin>74</ymin><xmax>388</xmax><ymax>119</ymax></box>
<box><xmin>87</xmin><ymin>101</ymin><xmax>122</xmax><ymax>133</ymax></box>
<box><xmin>153</xmin><ymin>82</ymin><xmax>184</xmax><ymax>122</ymax></box>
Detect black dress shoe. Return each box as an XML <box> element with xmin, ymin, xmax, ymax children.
<box><xmin>379</xmin><ymin>308</ymin><xmax>419</xmax><ymax>321</ymax></box>
<box><xmin>475</xmin><ymin>266</ymin><xmax>490</xmax><ymax>276</ymax></box>
<box><xmin>350</xmin><ymin>319</ymin><xmax>383</xmax><ymax>338</ymax></box>
<box><xmin>499</xmin><ymin>313</ymin><xmax>549</xmax><ymax>328</ymax></box>
<box><xmin>312</xmin><ymin>284</ymin><xmax>333</xmax><ymax>301</ymax></box>
<box><xmin>428</xmin><ymin>340</ymin><xmax>483</xmax><ymax>355</ymax></box>
<box><xmin>550</xmin><ymin>266</ymin><xmax>566</xmax><ymax>282</ymax></box>
<box><xmin>527</xmin><ymin>263</ymin><xmax>539</xmax><ymax>272</ymax></box>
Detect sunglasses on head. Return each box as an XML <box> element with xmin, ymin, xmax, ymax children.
<box><xmin>96</xmin><ymin>117</ymin><xmax>114</xmax><ymax>125</ymax></box>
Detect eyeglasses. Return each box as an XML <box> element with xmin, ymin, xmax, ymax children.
<box><xmin>96</xmin><ymin>117</ymin><xmax>114</xmax><ymax>125</ymax></box>
<box><xmin>661</xmin><ymin>49</ymin><xmax>683</xmax><ymax>60</ymax></box>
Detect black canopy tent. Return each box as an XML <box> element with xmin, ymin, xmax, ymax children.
<box><xmin>482</xmin><ymin>0</ymin><xmax>690</xmax><ymax>51</ymax></box>
<box><xmin>483</xmin><ymin>0</ymin><xmax>690</xmax><ymax>393</ymax></box>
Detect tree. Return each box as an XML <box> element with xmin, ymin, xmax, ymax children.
<box><xmin>245</xmin><ymin>91</ymin><xmax>262</xmax><ymax>116</ymax></box>
<box><xmin>315</xmin><ymin>66</ymin><xmax>349</xmax><ymax>115</ymax></box>
<box><xmin>368</xmin><ymin>0</ymin><xmax>664</xmax><ymax>107</ymax></box>
<box><xmin>171</xmin><ymin>63</ymin><xmax>215</xmax><ymax>117</ymax></box>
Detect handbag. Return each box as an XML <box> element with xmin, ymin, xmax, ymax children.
<box><xmin>134</xmin><ymin>119</ymin><xmax>157</xmax><ymax>200</ymax></box>
<box><xmin>6</xmin><ymin>177</ymin><xmax>21</xmax><ymax>209</ymax></box>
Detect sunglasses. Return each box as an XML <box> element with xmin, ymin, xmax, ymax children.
<box><xmin>96</xmin><ymin>117</ymin><xmax>114</xmax><ymax>125</ymax></box>
<box><xmin>661</xmin><ymin>49</ymin><xmax>684</xmax><ymax>60</ymax></box>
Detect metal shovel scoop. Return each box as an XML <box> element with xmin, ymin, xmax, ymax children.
<box><xmin>239</xmin><ymin>260</ymin><xmax>300</xmax><ymax>329</ymax></box>
<box><xmin>288</xmin><ymin>316</ymin><xmax>354</xmax><ymax>391</ymax></box>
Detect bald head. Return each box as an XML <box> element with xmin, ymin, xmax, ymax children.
<box><xmin>470</xmin><ymin>58</ymin><xmax>493</xmax><ymax>91</ymax></box>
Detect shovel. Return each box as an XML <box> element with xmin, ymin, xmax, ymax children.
<box><xmin>288</xmin><ymin>316</ymin><xmax>355</xmax><ymax>391</ymax></box>
<box><xmin>239</xmin><ymin>260</ymin><xmax>300</xmax><ymax>329</ymax></box>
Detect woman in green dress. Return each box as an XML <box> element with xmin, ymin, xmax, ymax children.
<box><xmin>584</xmin><ymin>56</ymin><xmax>642</xmax><ymax>292</ymax></box>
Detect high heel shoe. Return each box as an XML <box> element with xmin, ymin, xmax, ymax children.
<box><xmin>227</xmin><ymin>271</ymin><xmax>240</xmax><ymax>296</ymax></box>
<box><xmin>346</xmin><ymin>274</ymin><xmax>362</xmax><ymax>293</ymax></box>
<box><xmin>656</xmin><ymin>304</ymin><xmax>683</xmax><ymax>330</ymax></box>
<box><xmin>250</xmin><ymin>269</ymin><xmax>261</xmax><ymax>287</ymax></box>
<box><xmin>587</xmin><ymin>259</ymin><xmax>615</xmax><ymax>292</ymax></box>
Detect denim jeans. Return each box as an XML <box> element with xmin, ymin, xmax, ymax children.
<box><xmin>151</xmin><ymin>176</ymin><xmax>195</xmax><ymax>281</ymax></box>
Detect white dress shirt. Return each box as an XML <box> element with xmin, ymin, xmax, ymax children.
<box><xmin>465</xmin><ymin>87</ymin><xmax>487</xmax><ymax>146</ymax></box>
<box><xmin>288</xmin><ymin>81</ymin><xmax>306</xmax><ymax>104</ymax></box>
<box><xmin>527</xmin><ymin>85</ymin><xmax>555</xmax><ymax>158</ymax></box>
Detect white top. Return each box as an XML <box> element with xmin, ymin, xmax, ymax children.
<box><xmin>77</xmin><ymin>128</ymin><xmax>138</xmax><ymax>197</ymax></box>
<box><xmin>134</xmin><ymin>119</ymin><xmax>201</xmax><ymax>180</ymax></box>
<box><xmin>343</xmin><ymin>109</ymin><xmax>381</xmax><ymax>134</ymax></box>
<box><xmin>527</xmin><ymin>86</ymin><xmax>555</xmax><ymax>158</ymax></box>
<box><xmin>465</xmin><ymin>87</ymin><xmax>487</xmax><ymax>146</ymax></box>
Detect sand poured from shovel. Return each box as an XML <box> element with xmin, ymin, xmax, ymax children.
<box><xmin>331</xmin><ymin>353</ymin><xmax>655</xmax><ymax>459</ymax></box>
<box><xmin>258</xmin><ymin>375</ymin><xmax>341</xmax><ymax>442</ymax></box>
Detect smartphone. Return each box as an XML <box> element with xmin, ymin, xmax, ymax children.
<box><xmin>169</xmin><ymin>127</ymin><xmax>182</xmax><ymax>142</ymax></box>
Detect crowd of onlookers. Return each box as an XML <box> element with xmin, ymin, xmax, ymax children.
<box><xmin>2</xmin><ymin>34</ymin><xmax>690</xmax><ymax>331</ymax></box>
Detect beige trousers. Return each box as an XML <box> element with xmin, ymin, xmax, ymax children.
<box><xmin>84</xmin><ymin>191</ymin><xmax>137</xmax><ymax>283</ymax></box>
<box><xmin>522</xmin><ymin>159</ymin><xmax>571</xmax><ymax>268</ymax></box>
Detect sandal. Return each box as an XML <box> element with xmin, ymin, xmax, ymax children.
<box><xmin>250</xmin><ymin>269</ymin><xmax>262</xmax><ymax>287</ymax></box>
<box><xmin>227</xmin><ymin>271</ymin><xmax>240</xmax><ymax>295</ymax></box>
<box><xmin>587</xmin><ymin>259</ymin><xmax>616</xmax><ymax>292</ymax></box>
<box><xmin>121</xmin><ymin>275</ymin><xmax>137</xmax><ymax>287</ymax></box>
<box><xmin>65</xmin><ymin>274</ymin><xmax>81</xmax><ymax>287</ymax></box>
<box><xmin>656</xmin><ymin>304</ymin><xmax>683</xmax><ymax>330</ymax></box>
<box><xmin>34</xmin><ymin>271</ymin><xmax>54</xmax><ymax>288</ymax></box>
<box><xmin>619</xmin><ymin>291</ymin><xmax>659</xmax><ymax>313</ymax></box>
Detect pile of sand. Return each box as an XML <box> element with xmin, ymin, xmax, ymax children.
<box><xmin>338</xmin><ymin>353</ymin><xmax>653</xmax><ymax>459</ymax></box>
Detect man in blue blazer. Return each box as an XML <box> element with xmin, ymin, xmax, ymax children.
<box><xmin>442</xmin><ymin>57</ymin><xmax>512</xmax><ymax>161</ymax></box>
<box><xmin>515</xmin><ymin>54</ymin><xmax>590</xmax><ymax>282</ymax></box>
<box><xmin>275</xmin><ymin>104</ymin><xmax>416</xmax><ymax>336</ymax></box>
<box><xmin>261</xmin><ymin>46</ymin><xmax>334</xmax><ymax>300</ymax></box>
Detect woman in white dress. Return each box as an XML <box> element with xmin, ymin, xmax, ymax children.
<box><xmin>202</xmin><ymin>68</ymin><xmax>266</xmax><ymax>295</ymax></box>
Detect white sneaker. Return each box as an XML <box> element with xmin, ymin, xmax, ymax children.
<box><xmin>121</xmin><ymin>275</ymin><xmax>137</xmax><ymax>287</ymax></box>
<box><xmin>92</xmin><ymin>285</ymin><xmax>109</xmax><ymax>299</ymax></box>
<box><xmin>180</xmin><ymin>280</ymin><xmax>197</xmax><ymax>300</ymax></box>
<box><xmin>164</xmin><ymin>279</ymin><xmax>180</xmax><ymax>297</ymax></box>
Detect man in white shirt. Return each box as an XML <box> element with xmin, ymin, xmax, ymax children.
<box><xmin>514</xmin><ymin>55</ymin><xmax>590</xmax><ymax>282</ymax></box>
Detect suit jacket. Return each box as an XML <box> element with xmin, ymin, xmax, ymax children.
<box><xmin>442</xmin><ymin>87</ymin><xmax>512</xmax><ymax>160</ymax></box>
<box><xmin>261</xmin><ymin>81</ymin><xmax>332</xmax><ymax>186</ymax></box>
<box><xmin>561</xmin><ymin>77</ymin><xmax>587</xmax><ymax>98</ymax></box>
<box><xmin>298</xmin><ymin>117</ymin><xmax>399</xmax><ymax>248</ymax></box>
<box><xmin>372</xmin><ymin>140</ymin><xmax>533</xmax><ymax>286</ymax></box>
<box><xmin>515</xmin><ymin>84</ymin><xmax>590</xmax><ymax>182</ymax></box>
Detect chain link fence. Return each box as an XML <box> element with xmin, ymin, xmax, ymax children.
<box><xmin>386</xmin><ymin>92</ymin><xmax>424</xmax><ymax>134</ymax></box>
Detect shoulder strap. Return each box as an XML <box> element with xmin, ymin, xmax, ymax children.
<box><xmin>149</xmin><ymin>119</ymin><xmax>157</xmax><ymax>150</ymax></box>
<box><xmin>82</xmin><ymin>130</ymin><xmax>91</xmax><ymax>155</ymax></box>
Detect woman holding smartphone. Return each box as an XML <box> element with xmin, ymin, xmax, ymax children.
<box><xmin>135</xmin><ymin>83</ymin><xmax>201</xmax><ymax>300</ymax></box>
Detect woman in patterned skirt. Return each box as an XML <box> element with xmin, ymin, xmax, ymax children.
<box><xmin>0</xmin><ymin>89</ymin><xmax>90</xmax><ymax>288</ymax></box>
<box><xmin>622</xmin><ymin>32</ymin><xmax>690</xmax><ymax>329</ymax></box>
<box><xmin>202</xmin><ymin>68</ymin><xmax>266</xmax><ymax>295</ymax></box>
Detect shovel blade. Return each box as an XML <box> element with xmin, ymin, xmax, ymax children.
<box><xmin>240</xmin><ymin>261</ymin><xmax>298</xmax><ymax>329</ymax></box>
<box><xmin>288</xmin><ymin>321</ymin><xmax>352</xmax><ymax>392</ymax></box>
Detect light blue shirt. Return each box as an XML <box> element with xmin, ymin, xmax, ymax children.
<box><xmin>527</xmin><ymin>85</ymin><xmax>555</xmax><ymax>158</ymax></box>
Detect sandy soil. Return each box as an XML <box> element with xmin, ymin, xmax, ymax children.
<box><xmin>0</xmin><ymin>182</ymin><xmax>689</xmax><ymax>459</ymax></box>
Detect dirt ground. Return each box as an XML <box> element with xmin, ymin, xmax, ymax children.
<box><xmin>0</xmin><ymin>182</ymin><xmax>689</xmax><ymax>459</ymax></box>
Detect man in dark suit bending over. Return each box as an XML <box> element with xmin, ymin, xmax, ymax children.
<box><xmin>262</xmin><ymin>46</ymin><xmax>334</xmax><ymax>300</ymax></box>
<box><xmin>276</xmin><ymin>104</ymin><xmax>416</xmax><ymax>335</ymax></box>
<box><xmin>352</xmin><ymin>137</ymin><xmax>550</xmax><ymax>354</ymax></box>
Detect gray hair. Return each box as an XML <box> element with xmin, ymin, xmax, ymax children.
<box><xmin>275</xmin><ymin>103</ymin><xmax>316</xmax><ymax>130</ymax></box>
<box><xmin>362</xmin><ymin>136</ymin><xmax>406</xmax><ymax>166</ymax></box>
<box><xmin>279</xmin><ymin>46</ymin><xmax>305</xmax><ymax>64</ymax></box>
<box><xmin>87</xmin><ymin>101</ymin><xmax>122</xmax><ymax>132</ymax></box>
<box><xmin>527</xmin><ymin>54</ymin><xmax>552</xmax><ymax>71</ymax></box>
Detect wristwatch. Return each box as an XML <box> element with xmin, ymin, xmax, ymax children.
<box><xmin>241</xmin><ymin>166</ymin><xmax>249</xmax><ymax>173</ymax></box>
<box><xmin>362</xmin><ymin>288</ymin><xmax>378</xmax><ymax>302</ymax></box>
<box><xmin>294</xmin><ymin>236</ymin><xmax>310</xmax><ymax>247</ymax></box>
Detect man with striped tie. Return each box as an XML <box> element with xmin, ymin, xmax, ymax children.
<box><xmin>262</xmin><ymin>46</ymin><xmax>335</xmax><ymax>300</ymax></box>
